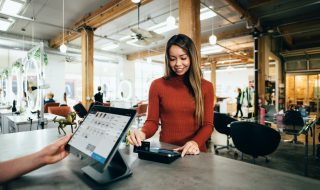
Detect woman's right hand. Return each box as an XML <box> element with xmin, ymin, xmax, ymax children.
<box><xmin>126</xmin><ymin>130</ymin><xmax>146</xmax><ymax>146</ymax></box>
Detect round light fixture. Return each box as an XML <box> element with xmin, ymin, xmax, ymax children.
<box><xmin>59</xmin><ymin>43</ymin><xmax>67</xmax><ymax>53</ymax></box>
<box><xmin>131</xmin><ymin>0</ymin><xmax>141</xmax><ymax>3</ymax></box>
<box><xmin>166</xmin><ymin>15</ymin><xmax>176</xmax><ymax>26</ymax></box>
<box><xmin>209</xmin><ymin>34</ymin><xmax>217</xmax><ymax>45</ymax></box>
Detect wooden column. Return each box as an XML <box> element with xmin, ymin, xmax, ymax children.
<box><xmin>179</xmin><ymin>0</ymin><xmax>201</xmax><ymax>54</ymax></box>
<box><xmin>258</xmin><ymin>36</ymin><xmax>267</xmax><ymax>104</ymax></box>
<box><xmin>81</xmin><ymin>28</ymin><xmax>94</xmax><ymax>109</ymax></box>
<box><xmin>211</xmin><ymin>61</ymin><xmax>217</xmax><ymax>104</ymax></box>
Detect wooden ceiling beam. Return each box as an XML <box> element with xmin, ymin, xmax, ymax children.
<box><xmin>207</xmin><ymin>50</ymin><xmax>253</xmax><ymax>60</ymax></box>
<box><xmin>201</xmin><ymin>27</ymin><xmax>251</xmax><ymax>44</ymax></box>
<box><xmin>126</xmin><ymin>46</ymin><xmax>166</xmax><ymax>61</ymax></box>
<box><xmin>49</xmin><ymin>0</ymin><xmax>153</xmax><ymax>48</ymax></box>
<box><xmin>280</xmin><ymin>29</ymin><xmax>293</xmax><ymax>49</ymax></box>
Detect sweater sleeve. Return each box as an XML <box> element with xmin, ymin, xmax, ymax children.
<box><xmin>141</xmin><ymin>80</ymin><xmax>160</xmax><ymax>139</ymax></box>
<box><xmin>192</xmin><ymin>82</ymin><xmax>214</xmax><ymax>147</ymax></box>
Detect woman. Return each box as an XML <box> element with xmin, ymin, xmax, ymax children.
<box><xmin>234</xmin><ymin>88</ymin><xmax>243</xmax><ymax>118</ymax></box>
<box><xmin>44</xmin><ymin>92</ymin><xmax>56</xmax><ymax>104</ymax></box>
<box><xmin>127</xmin><ymin>34</ymin><xmax>214</xmax><ymax>157</ymax></box>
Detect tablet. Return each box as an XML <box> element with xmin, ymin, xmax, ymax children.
<box><xmin>67</xmin><ymin>106</ymin><xmax>136</xmax><ymax>165</ymax></box>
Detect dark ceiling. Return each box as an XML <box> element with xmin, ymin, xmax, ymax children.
<box><xmin>234</xmin><ymin>0</ymin><xmax>320</xmax><ymax>51</ymax></box>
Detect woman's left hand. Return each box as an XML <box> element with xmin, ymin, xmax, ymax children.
<box><xmin>173</xmin><ymin>140</ymin><xmax>200</xmax><ymax>157</ymax></box>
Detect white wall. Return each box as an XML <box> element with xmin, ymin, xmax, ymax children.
<box><xmin>0</xmin><ymin>48</ymin><xmax>26</xmax><ymax>68</ymax></box>
<box><xmin>44</xmin><ymin>54</ymin><xmax>66</xmax><ymax>103</ymax></box>
<box><xmin>135</xmin><ymin>60</ymin><xmax>164</xmax><ymax>101</ymax></box>
<box><xmin>209</xmin><ymin>67</ymin><xmax>254</xmax><ymax>99</ymax></box>
<box><xmin>94</xmin><ymin>60</ymin><xmax>120</xmax><ymax>101</ymax></box>
<box><xmin>0</xmin><ymin>47</ymin><xmax>165</xmax><ymax>108</ymax></box>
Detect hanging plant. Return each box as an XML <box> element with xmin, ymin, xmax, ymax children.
<box><xmin>28</xmin><ymin>48</ymin><xmax>49</xmax><ymax>66</ymax></box>
<box><xmin>13</xmin><ymin>60</ymin><xmax>23</xmax><ymax>69</ymax></box>
<box><xmin>2</xmin><ymin>69</ymin><xmax>10</xmax><ymax>79</ymax></box>
<box><xmin>44</xmin><ymin>53</ymin><xmax>48</xmax><ymax>65</ymax></box>
<box><xmin>13</xmin><ymin>60</ymin><xmax>24</xmax><ymax>73</ymax></box>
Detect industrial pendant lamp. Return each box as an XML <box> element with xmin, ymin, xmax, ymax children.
<box><xmin>166</xmin><ymin>0</ymin><xmax>176</xmax><ymax>26</ymax></box>
<box><xmin>209</xmin><ymin>34</ymin><xmax>217</xmax><ymax>45</ymax></box>
<box><xmin>60</xmin><ymin>0</ymin><xmax>67</xmax><ymax>53</ymax></box>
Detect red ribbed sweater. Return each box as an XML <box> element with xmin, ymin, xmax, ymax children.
<box><xmin>141</xmin><ymin>76</ymin><xmax>214</xmax><ymax>152</ymax></box>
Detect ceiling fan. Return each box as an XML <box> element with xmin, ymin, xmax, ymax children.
<box><xmin>129</xmin><ymin>3</ymin><xmax>164</xmax><ymax>46</ymax></box>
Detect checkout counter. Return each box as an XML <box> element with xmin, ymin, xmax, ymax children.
<box><xmin>0</xmin><ymin>128</ymin><xmax>320</xmax><ymax>189</ymax></box>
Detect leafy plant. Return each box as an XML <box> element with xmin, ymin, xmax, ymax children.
<box><xmin>27</xmin><ymin>48</ymin><xmax>49</xmax><ymax>66</ymax></box>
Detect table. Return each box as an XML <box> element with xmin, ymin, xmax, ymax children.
<box><xmin>0</xmin><ymin>109</ymin><xmax>13</xmax><ymax>133</ymax></box>
<box><xmin>1</xmin><ymin>129</ymin><xmax>320</xmax><ymax>190</ymax></box>
<box><xmin>2</xmin><ymin>113</ymin><xmax>64</xmax><ymax>134</ymax></box>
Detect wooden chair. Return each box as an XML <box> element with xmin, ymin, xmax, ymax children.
<box><xmin>136</xmin><ymin>103</ymin><xmax>148</xmax><ymax>127</ymax></box>
<box><xmin>44</xmin><ymin>102</ymin><xmax>60</xmax><ymax>113</ymax></box>
<box><xmin>48</xmin><ymin>106</ymin><xmax>71</xmax><ymax>117</ymax></box>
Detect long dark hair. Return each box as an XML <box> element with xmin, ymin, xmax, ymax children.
<box><xmin>164</xmin><ymin>34</ymin><xmax>204</xmax><ymax>125</ymax></box>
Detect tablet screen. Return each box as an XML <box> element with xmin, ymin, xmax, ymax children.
<box><xmin>68</xmin><ymin>109</ymin><xmax>133</xmax><ymax>164</ymax></box>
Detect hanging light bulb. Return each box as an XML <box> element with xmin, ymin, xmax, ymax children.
<box><xmin>60</xmin><ymin>0</ymin><xmax>68</xmax><ymax>53</ymax></box>
<box><xmin>166</xmin><ymin>0</ymin><xmax>175</xmax><ymax>27</ymax></box>
<box><xmin>166</xmin><ymin>16</ymin><xmax>176</xmax><ymax>26</ymax></box>
<box><xmin>209</xmin><ymin>34</ymin><xmax>217</xmax><ymax>45</ymax></box>
<box><xmin>131</xmin><ymin>0</ymin><xmax>141</xmax><ymax>3</ymax></box>
<box><xmin>60</xmin><ymin>43</ymin><xmax>67</xmax><ymax>53</ymax></box>
<box><xmin>147</xmin><ymin>57</ymin><xmax>152</xmax><ymax>63</ymax></box>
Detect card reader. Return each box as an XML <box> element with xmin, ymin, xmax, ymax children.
<box><xmin>134</xmin><ymin>141</ymin><xmax>181</xmax><ymax>164</ymax></box>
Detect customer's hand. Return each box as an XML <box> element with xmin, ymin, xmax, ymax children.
<box><xmin>126</xmin><ymin>130</ymin><xmax>146</xmax><ymax>146</ymax></box>
<box><xmin>39</xmin><ymin>134</ymin><xmax>72</xmax><ymax>165</ymax></box>
<box><xmin>173</xmin><ymin>140</ymin><xmax>200</xmax><ymax>157</ymax></box>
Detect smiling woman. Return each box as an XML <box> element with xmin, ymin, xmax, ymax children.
<box><xmin>127</xmin><ymin>34</ymin><xmax>214</xmax><ymax>157</ymax></box>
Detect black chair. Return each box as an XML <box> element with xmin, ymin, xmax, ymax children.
<box><xmin>73</xmin><ymin>102</ymin><xmax>88</xmax><ymax>118</ymax></box>
<box><xmin>230</xmin><ymin>121</ymin><xmax>281</xmax><ymax>163</ymax></box>
<box><xmin>213</xmin><ymin>112</ymin><xmax>237</xmax><ymax>154</ymax></box>
<box><xmin>283</xmin><ymin>110</ymin><xmax>305</xmax><ymax>144</ymax></box>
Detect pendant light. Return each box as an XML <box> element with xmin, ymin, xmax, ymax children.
<box><xmin>166</xmin><ymin>0</ymin><xmax>176</xmax><ymax>26</ymax></box>
<box><xmin>131</xmin><ymin>0</ymin><xmax>141</xmax><ymax>3</ymax></box>
<box><xmin>60</xmin><ymin>0</ymin><xmax>67</xmax><ymax>53</ymax></box>
<box><xmin>209</xmin><ymin>34</ymin><xmax>217</xmax><ymax>45</ymax></box>
<box><xmin>208</xmin><ymin>5</ymin><xmax>217</xmax><ymax>45</ymax></box>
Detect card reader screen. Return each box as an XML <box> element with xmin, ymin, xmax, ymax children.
<box><xmin>68</xmin><ymin>111</ymin><xmax>131</xmax><ymax>164</ymax></box>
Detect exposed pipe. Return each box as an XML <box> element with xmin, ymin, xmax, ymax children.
<box><xmin>224</xmin><ymin>0</ymin><xmax>257</xmax><ymax>27</ymax></box>
<box><xmin>273</xmin><ymin>27</ymin><xmax>320</xmax><ymax>38</ymax></box>
<box><xmin>0</xmin><ymin>11</ymin><xmax>34</xmax><ymax>21</ymax></box>
<box><xmin>200</xmin><ymin>1</ymin><xmax>235</xmax><ymax>24</ymax></box>
<box><xmin>253</xmin><ymin>29</ymin><xmax>259</xmax><ymax>120</ymax></box>
<box><xmin>259</xmin><ymin>1</ymin><xmax>320</xmax><ymax>19</ymax></box>
<box><xmin>280</xmin><ymin>47</ymin><xmax>320</xmax><ymax>57</ymax></box>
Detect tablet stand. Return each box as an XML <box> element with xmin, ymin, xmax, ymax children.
<box><xmin>81</xmin><ymin>150</ymin><xmax>132</xmax><ymax>184</ymax></box>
